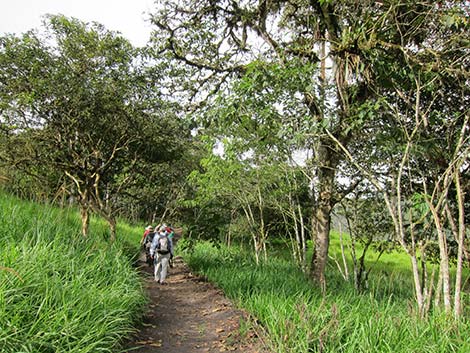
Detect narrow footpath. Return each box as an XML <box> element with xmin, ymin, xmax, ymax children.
<box><xmin>122</xmin><ymin>249</ymin><xmax>269</xmax><ymax>353</ymax></box>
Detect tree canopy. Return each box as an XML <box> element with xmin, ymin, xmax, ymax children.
<box><xmin>0</xmin><ymin>15</ymin><xmax>192</xmax><ymax>239</ymax></box>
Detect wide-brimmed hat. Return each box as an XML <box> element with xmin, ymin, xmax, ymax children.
<box><xmin>146</xmin><ymin>225</ymin><xmax>153</xmax><ymax>230</ymax></box>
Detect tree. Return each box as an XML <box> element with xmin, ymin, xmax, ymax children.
<box><xmin>148</xmin><ymin>0</ymin><xmax>383</xmax><ymax>288</ymax></box>
<box><xmin>328</xmin><ymin>1</ymin><xmax>469</xmax><ymax>316</ymax></box>
<box><xmin>0</xmin><ymin>15</ymin><xmax>183</xmax><ymax>239</ymax></box>
<box><xmin>189</xmin><ymin>143</ymin><xmax>269</xmax><ymax>264</ymax></box>
<box><xmin>339</xmin><ymin>190</ymin><xmax>394</xmax><ymax>292</ymax></box>
<box><xmin>122</xmin><ymin>137</ymin><xmax>204</xmax><ymax>224</ymax></box>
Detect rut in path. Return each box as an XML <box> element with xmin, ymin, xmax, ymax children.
<box><xmin>122</xmin><ymin>253</ymin><xmax>269</xmax><ymax>353</ymax></box>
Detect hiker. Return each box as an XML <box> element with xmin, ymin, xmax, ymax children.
<box><xmin>165</xmin><ymin>224</ymin><xmax>175</xmax><ymax>268</ymax></box>
<box><xmin>165</xmin><ymin>224</ymin><xmax>174</xmax><ymax>238</ymax></box>
<box><xmin>150</xmin><ymin>225</ymin><xmax>174</xmax><ymax>284</ymax></box>
<box><xmin>140</xmin><ymin>225</ymin><xmax>154</xmax><ymax>246</ymax></box>
<box><xmin>141</xmin><ymin>226</ymin><xmax>156</xmax><ymax>267</ymax></box>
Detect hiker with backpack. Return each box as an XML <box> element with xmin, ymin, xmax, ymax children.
<box><xmin>140</xmin><ymin>225</ymin><xmax>154</xmax><ymax>246</ymax></box>
<box><xmin>142</xmin><ymin>226</ymin><xmax>156</xmax><ymax>267</ymax></box>
<box><xmin>150</xmin><ymin>225</ymin><xmax>174</xmax><ymax>284</ymax></box>
<box><xmin>164</xmin><ymin>224</ymin><xmax>176</xmax><ymax>268</ymax></box>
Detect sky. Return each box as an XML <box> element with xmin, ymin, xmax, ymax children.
<box><xmin>0</xmin><ymin>0</ymin><xmax>155</xmax><ymax>47</ymax></box>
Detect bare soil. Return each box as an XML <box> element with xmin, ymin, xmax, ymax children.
<box><xmin>122</xmin><ymin>240</ymin><xmax>269</xmax><ymax>353</ymax></box>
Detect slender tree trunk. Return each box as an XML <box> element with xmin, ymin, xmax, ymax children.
<box><xmin>424</xmin><ymin>265</ymin><xmax>436</xmax><ymax>315</ymax></box>
<box><xmin>430</xmin><ymin>206</ymin><xmax>452</xmax><ymax>314</ymax></box>
<box><xmin>252</xmin><ymin>233</ymin><xmax>259</xmax><ymax>265</ymax></box>
<box><xmin>338</xmin><ymin>222</ymin><xmax>349</xmax><ymax>280</ymax></box>
<box><xmin>453</xmin><ymin>172</ymin><xmax>465</xmax><ymax>317</ymax></box>
<box><xmin>107</xmin><ymin>215</ymin><xmax>117</xmax><ymax>243</ymax></box>
<box><xmin>79</xmin><ymin>205</ymin><xmax>89</xmax><ymax>238</ymax></box>
<box><xmin>242</xmin><ymin>204</ymin><xmax>260</xmax><ymax>265</ymax></box>
<box><xmin>408</xmin><ymin>209</ymin><xmax>425</xmax><ymax>316</ymax></box>
<box><xmin>65</xmin><ymin>172</ymin><xmax>90</xmax><ymax>237</ymax></box>
<box><xmin>287</xmin><ymin>171</ymin><xmax>307</xmax><ymax>271</ymax></box>
<box><xmin>298</xmin><ymin>202</ymin><xmax>307</xmax><ymax>272</ymax></box>
<box><xmin>410</xmin><ymin>254</ymin><xmax>425</xmax><ymax>316</ymax></box>
<box><xmin>290</xmin><ymin>208</ymin><xmax>302</xmax><ymax>265</ymax></box>
<box><xmin>434</xmin><ymin>271</ymin><xmax>442</xmax><ymax>309</ymax></box>
<box><xmin>227</xmin><ymin>210</ymin><xmax>235</xmax><ymax>247</ymax></box>
<box><xmin>280</xmin><ymin>210</ymin><xmax>296</xmax><ymax>262</ymax></box>
<box><xmin>257</xmin><ymin>183</ymin><xmax>267</xmax><ymax>262</ymax></box>
<box><xmin>344</xmin><ymin>211</ymin><xmax>359</xmax><ymax>290</ymax></box>
<box><xmin>419</xmin><ymin>242</ymin><xmax>430</xmax><ymax>314</ymax></box>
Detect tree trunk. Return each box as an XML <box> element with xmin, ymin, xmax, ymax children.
<box><xmin>311</xmin><ymin>202</ymin><xmax>332</xmax><ymax>291</ymax></box>
<box><xmin>338</xmin><ymin>222</ymin><xmax>349</xmax><ymax>281</ymax></box>
<box><xmin>79</xmin><ymin>205</ymin><xmax>89</xmax><ymax>237</ymax></box>
<box><xmin>434</xmin><ymin>270</ymin><xmax>442</xmax><ymax>309</ymax></box>
<box><xmin>298</xmin><ymin>203</ymin><xmax>308</xmax><ymax>272</ymax></box>
<box><xmin>242</xmin><ymin>204</ymin><xmax>260</xmax><ymax>265</ymax></box>
<box><xmin>107</xmin><ymin>215</ymin><xmax>117</xmax><ymax>243</ymax></box>
<box><xmin>410</xmin><ymin>253</ymin><xmax>425</xmax><ymax>316</ymax></box>
<box><xmin>292</xmin><ymin>210</ymin><xmax>301</xmax><ymax>265</ymax></box>
<box><xmin>257</xmin><ymin>183</ymin><xmax>268</xmax><ymax>262</ymax></box>
<box><xmin>453</xmin><ymin>172</ymin><xmax>465</xmax><ymax>317</ymax></box>
<box><xmin>310</xmin><ymin>143</ymin><xmax>336</xmax><ymax>289</ymax></box>
<box><xmin>430</xmin><ymin>205</ymin><xmax>452</xmax><ymax>314</ymax></box>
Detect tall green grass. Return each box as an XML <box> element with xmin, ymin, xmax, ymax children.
<box><xmin>0</xmin><ymin>193</ymin><xmax>146</xmax><ymax>353</ymax></box>
<box><xmin>182</xmin><ymin>241</ymin><xmax>470</xmax><ymax>353</ymax></box>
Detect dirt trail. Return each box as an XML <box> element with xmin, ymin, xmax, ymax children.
<box><xmin>122</xmin><ymin>239</ymin><xmax>269</xmax><ymax>353</ymax></box>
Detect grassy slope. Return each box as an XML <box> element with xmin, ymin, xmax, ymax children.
<box><xmin>182</xmin><ymin>236</ymin><xmax>470</xmax><ymax>353</ymax></box>
<box><xmin>4</xmin><ymin>190</ymin><xmax>467</xmax><ymax>353</ymax></box>
<box><xmin>0</xmin><ymin>193</ymin><xmax>146</xmax><ymax>353</ymax></box>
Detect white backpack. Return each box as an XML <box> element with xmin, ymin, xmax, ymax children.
<box><xmin>157</xmin><ymin>235</ymin><xmax>170</xmax><ymax>254</ymax></box>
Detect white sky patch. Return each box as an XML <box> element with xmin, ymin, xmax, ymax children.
<box><xmin>291</xmin><ymin>149</ymin><xmax>308</xmax><ymax>167</ymax></box>
<box><xmin>0</xmin><ymin>0</ymin><xmax>154</xmax><ymax>47</ymax></box>
<box><xmin>213</xmin><ymin>139</ymin><xmax>225</xmax><ymax>157</ymax></box>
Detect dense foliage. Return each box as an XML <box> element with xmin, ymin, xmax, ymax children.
<box><xmin>0</xmin><ymin>15</ymin><xmax>197</xmax><ymax>238</ymax></box>
<box><xmin>148</xmin><ymin>0</ymin><xmax>469</xmax><ymax>316</ymax></box>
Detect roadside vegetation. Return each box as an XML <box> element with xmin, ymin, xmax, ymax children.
<box><xmin>182</xmin><ymin>240</ymin><xmax>470</xmax><ymax>353</ymax></box>
<box><xmin>2</xmin><ymin>188</ymin><xmax>469</xmax><ymax>353</ymax></box>
<box><xmin>0</xmin><ymin>193</ymin><xmax>145</xmax><ymax>353</ymax></box>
